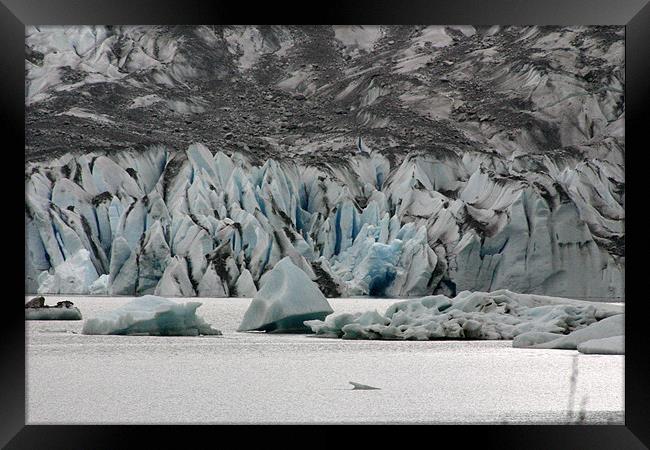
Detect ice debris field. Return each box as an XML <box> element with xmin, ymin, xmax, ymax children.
<box><xmin>68</xmin><ymin>257</ymin><xmax>623</xmax><ymax>354</ymax></box>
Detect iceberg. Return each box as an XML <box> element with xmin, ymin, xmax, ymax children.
<box><xmin>305</xmin><ymin>289</ymin><xmax>623</xmax><ymax>341</ymax></box>
<box><xmin>82</xmin><ymin>295</ymin><xmax>221</xmax><ymax>336</ymax></box>
<box><xmin>513</xmin><ymin>313</ymin><xmax>624</xmax><ymax>354</ymax></box>
<box><xmin>25</xmin><ymin>297</ymin><xmax>83</xmax><ymax>320</ymax></box>
<box><xmin>238</xmin><ymin>257</ymin><xmax>333</xmax><ymax>332</ymax></box>
<box><xmin>577</xmin><ymin>336</ymin><xmax>624</xmax><ymax>355</ymax></box>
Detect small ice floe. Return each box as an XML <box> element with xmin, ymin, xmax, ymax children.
<box><xmin>349</xmin><ymin>381</ymin><xmax>380</xmax><ymax>390</ymax></box>
<box><xmin>514</xmin><ymin>314</ymin><xmax>624</xmax><ymax>354</ymax></box>
<box><xmin>82</xmin><ymin>295</ymin><xmax>221</xmax><ymax>336</ymax></box>
<box><xmin>25</xmin><ymin>296</ymin><xmax>82</xmax><ymax>320</ymax></box>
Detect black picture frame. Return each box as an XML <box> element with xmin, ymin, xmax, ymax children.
<box><xmin>3</xmin><ymin>1</ymin><xmax>648</xmax><ymax>447</ymax></box>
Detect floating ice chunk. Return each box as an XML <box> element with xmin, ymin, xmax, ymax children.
<box><xmin>25</xmin><ymin>297</ymin><xmax>82</xmax><ymax>320</ymax></box>
<box><xmin>512</xmin><ymin>331</ymin><xmax>560</xmax><ymax>347</ymax></box>
<box><xmin>304</xmin><ymin>312</ymin><xmax>367</xmax><ymax>338</ymax></box>
<box><xmin>515</xmin><ymin>314</ymin><xmax>624</xmax><ymax>352</ymax></box>
<box><xmin>577</xmin><ymin>335</ymin><xmax>624</xmax><ymax>355</ymax></box>
<box><xmin>238</xmin><ymin>257</ymin><xmax>333</xmax><ymax>333</ymax></box>
<box><xmin>82</xmin><ymin>295</ymin><xmax>221</xmax><ymax>336</ymax></box>
<box><xmin>25</xmin><ymin>306</ymin><xmax>83</xmax><ymax>320</ymax></box>
<box><xmin>307</xmin><ymin>290</ymin><xmax>623</xmax><ymax>341</ymax></box>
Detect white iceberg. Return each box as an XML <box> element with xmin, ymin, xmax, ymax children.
<box><xmin>577</xmin><ymin>336</ymin><xmax>624</xmax><ymax>355</ymax></box>
<box><xmin>514</xmin><ymin>314</ymin><xmax>624</xmax><ymax>354</ymax></box>
<box><xmin>82</xmin><ymin>295</ymin><xmax>221</xmax><ymax>336</ymax></box>
<box><xmin>305</xmin><ymin>289</ymin><xmax>623</xmax><ymax>341</ymax></box>
<box><xmin>25</xmin><ymin>307</ymin><xmax>83</xmax><ymax>320</ymax></box>
<box><xmin>238</xmin><ymin>257</ymin><xmax>333</xmax><ymax>332</ymax></box>
<box><xmin>25</xmin><ymin>297</ymin><xmax>82</xmax><ymax>320</ymax></box>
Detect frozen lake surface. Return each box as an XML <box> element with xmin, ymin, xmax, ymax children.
<box><xmin>26</xmin><ymin>296</ymin><xmax>624</xmax><ymax>424</ymax></box>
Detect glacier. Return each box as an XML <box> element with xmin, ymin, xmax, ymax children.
<box><xmin>238</xmin><ymin>256</ymin><xmax>333</xmax><ymax>332</ymax></box>
<box><xmin>304</xmin><ymin>289</ymin><xmax>622</xmax><ymax>343</ymax></box>
<box><xmin>81</xmin><ymin>295</ymin><xmax>221</xmax><ymax>336</ymax></box>
<box><xmin>24</xmin><ymin>26</ymin><xmax>623</xmax><ymax>302</ymax></box>
<box><xmin>25</xmin><ymin>142</ymin><xmax>624</xmax><ymax>300</ymax></box>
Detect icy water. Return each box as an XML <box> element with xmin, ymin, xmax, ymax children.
<box><xmin>26</xmin><ymin>296</ymin><xmax>624</xmax><ymax>424</ymax></box>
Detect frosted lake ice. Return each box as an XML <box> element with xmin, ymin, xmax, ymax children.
<box><xmin>26</xmin><ymin>296</ymin><xmax>624</xmax><ymax>424</ymax></box>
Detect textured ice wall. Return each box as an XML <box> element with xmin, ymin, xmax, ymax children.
<box><xmin>25</xmin><ymin>143</ymin><xmax>624</xmax><ymax>299</ymax></box>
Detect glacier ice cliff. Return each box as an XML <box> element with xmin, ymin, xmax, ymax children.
<box><xmin>25</xmin><ymin>142</ymin><xmax>623</xmax><ymax>300</ymax></box>
<box><xmin>238</xmin><ymin>256</ymin><xmax>333</xmax><ymax>332</ymax></box>
<box><xmin>25</xmin><ymin>26</ymin><xmax>624</xmax><ymax>301</ymax></box>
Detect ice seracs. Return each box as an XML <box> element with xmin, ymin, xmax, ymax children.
<box><xmin>238</xmin><ymin>257</ymin><xmax>333</xmax><ymax>333</ymax></box>
<box><xmin>89</xmin><ymin>274</ymin><xmax>109</xmax><ymax>295</ymax></box>
<box><xmin>25</xmin><ymin>143</ymin><xmax>624</xmax><ymax>301</ymax></box>
<box><xmin>36</xmin><ymin>249</ymin><xmax>99</xmax><ymax>294</ymax></box>
<box><xmin>234</xmin><ymin>269</ymin><xmax>257</xmax><ymax>297</ymax></box>
<box><xmin>82</xmin><ymin>295</ymin><xmax>221</xmax><ymax>336</ymax></box>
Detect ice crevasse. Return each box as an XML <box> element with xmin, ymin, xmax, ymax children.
<box><xmin>25</xmin><ymin>142</ymin><xmax>623</xmax><ymax>300</ymax></box>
